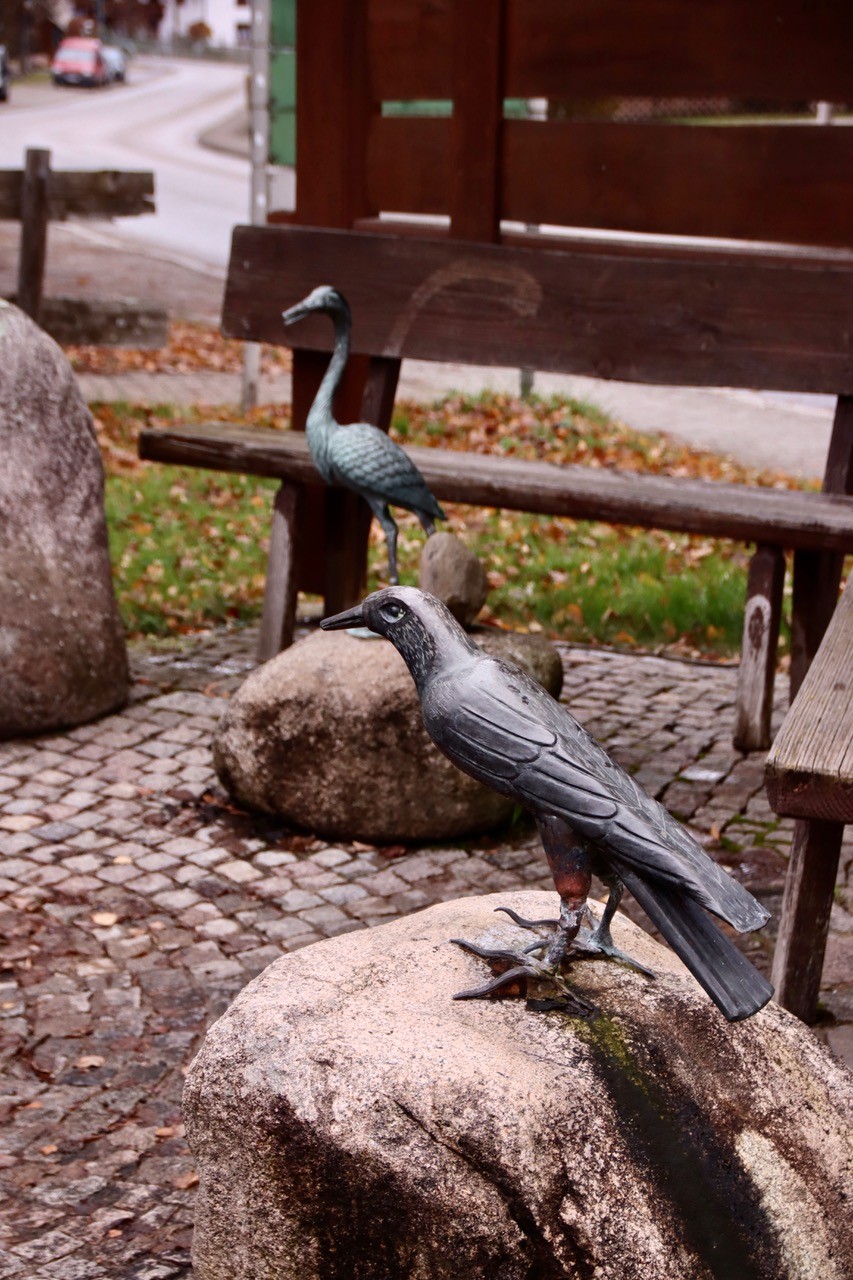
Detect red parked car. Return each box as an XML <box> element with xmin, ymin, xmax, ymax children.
<box><xmin>51</xmin><ymin>37</ymin><xmax>109</xmax><ymax>88</ymax></box>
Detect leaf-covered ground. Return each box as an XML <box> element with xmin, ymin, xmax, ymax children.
<box><xmin>67</xmin><ymin>321</ymin><xmax>292</xmax><ymax>376</ymax></box>
<box><xmin>93</xmin><ymin>384</ymin><xmax>809</xmax><ymax>661</ymax></box>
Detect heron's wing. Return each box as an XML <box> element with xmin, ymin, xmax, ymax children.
<box><xmin>428</xmin><ymin>658</ymin><xmax>767</xmax><ymax>931</ymax></box>
<box><xmin>328</xmin><ymin>424</ymin><xmax>444</xmax><ymax>518</ymax></box>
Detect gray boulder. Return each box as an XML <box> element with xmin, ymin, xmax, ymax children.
<box><xmin>419</xmin><ymin>531</ymin><xmax>488</xmax><ymax>627</ymax></box>
<box><xmin>185</xmin><ymin>891</ymin><xmax>853</xmax><ymax>1280</ymax></box>
<box><xmin>0</xmin><ymin>302</ymin><xmax>128</xmax><ymax>737</ymax></box>
<box><xmin>213</xmin><ymin>628</ymin><xmax>562</xmax><ymax>842</ymax></box>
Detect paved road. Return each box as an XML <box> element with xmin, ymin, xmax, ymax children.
<box><xmin>0</xmin><ymin>57</ymin><xmax>276</xmax><ymax>269</ymax></box>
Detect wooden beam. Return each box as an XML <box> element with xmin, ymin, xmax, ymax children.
<box><xmin>222</xmin><ymin>226</ymin><xmax>853</xmax><ymax>395</ymax></box>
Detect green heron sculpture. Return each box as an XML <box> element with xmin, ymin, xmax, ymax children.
<box><xmin>282</xmin><ymin>286</ymin><xmax>445</xmax><ymax>584</ymax></box>
<box><xmin>322</xmin><ymin>587</ymin><xmax>773</xmax><ymax>1022</ymax></box>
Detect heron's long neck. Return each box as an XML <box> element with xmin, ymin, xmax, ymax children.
<box><xmin>306</xmin><ymin>308</ymin><xmax>349</xmax><ymax>441</ymax></box>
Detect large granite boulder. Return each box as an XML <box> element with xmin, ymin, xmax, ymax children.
<box><xmin>185</xmin><ymin>891</ymin><xmax>853</xmax><ymax>1280</ymax></box>
<box><xmin>0</xmin><ymin>302</ymin><xmax>128</xmax><ymax>737</ymax></box>
<box><xmin>213</xmin><ymin>628</ymin><xmax>563</xmax><ymax>842</ymax></box>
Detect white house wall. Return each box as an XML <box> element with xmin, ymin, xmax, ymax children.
<box><xmin>160</xmin><ymin>0</ymin><xmax>252</xmax><ymax>48</ymax></box>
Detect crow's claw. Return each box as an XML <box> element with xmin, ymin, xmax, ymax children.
<box><xmin>450</xmin><ymin>938</ymin><xmax>530</xmax><ymax>966</ymax></box>
<box><xmin>452</xmin><ymin>964</ymin><xmax>537</xmax><ymax>1000</ymax></box>
<box><xmin>450</xmin><ymin>937</ymin><xmax>597</xmax><ymax>1016</ymax></box>
<box><xmin>572</xmin><ymin>925</ymin><xmax>657</xmax><ymax>978</ymax></box>
<box><xmin>494</xmin><ymin>906</ymin><xmax>560</xmax><ymax>930</ymax></box>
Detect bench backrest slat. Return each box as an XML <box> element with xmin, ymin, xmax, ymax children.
<box><xmin>223</xmin><ymin>225</ymin><xmax>853</xmax><ymax>395</ymax></box>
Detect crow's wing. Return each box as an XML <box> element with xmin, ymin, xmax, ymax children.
<box><xmin>424</xmin><ymin>655</ymin><xmax>767</xmax><ymax>932</ymax></box>
<box><xmin>327</xmin><ymin>424</ymin><xmax>445</xmax><ymax>519</ymax></box>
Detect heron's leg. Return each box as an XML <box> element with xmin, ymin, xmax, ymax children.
<box><xmin>369</xmin><ymin>501</ymin><xmax>400</xmax><ymax>584</ymax></box>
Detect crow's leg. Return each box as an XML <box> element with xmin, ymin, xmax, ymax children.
<box><xmin>451</xmin><ymin>818</ymin><xmax>593</xmax><ymax>1008</ymax></box>
<box><xmin>573</xmin><ymin>874</ymin><xmax>657</xmax><ymax>978</ymax></box>
<box><xmin>368</xmin><ymin>500</ymin><xmax>400</xmax><ymax>584</ymax></box>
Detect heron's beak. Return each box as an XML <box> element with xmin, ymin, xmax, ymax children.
<box><xmin>320</xmin><ymin>604</ymin><xmax>366</xmax><ymax>631</ymax></box>
<box><xmin>282</xmin><ymin>303</ymin><xmax>310</xmax><ymax>326</ymax></box>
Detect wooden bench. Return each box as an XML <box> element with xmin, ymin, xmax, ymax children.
<box><xmin>140</xmin><ymin>223</ymin><xmax>853</xmax><ymax>752</ymax></box>
<box><xmin>0</xmin><ymin>147</ymin><xmax>165</xmax><ymax>346</ymax></box>
<box><xmin>765</xmin><ymin>573</ymin><xmax>853</xmax><ymax>1021</ymax></box>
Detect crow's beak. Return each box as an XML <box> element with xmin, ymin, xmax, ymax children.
<box><xmin>282</xmin><ymin>303</ymin><xmax>309</xmax><ymax>326</ymax></box>
<box><xmin>320</xmin><ymin>604</ymin><xmax>366</xmax><ymax>631</ymax></box>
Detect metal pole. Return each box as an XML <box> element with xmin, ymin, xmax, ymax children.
<box><xmin>520</xmin><ymin>97</ymin><xmax>548</xmax><ymax>400</ymax></box>
<box><xmin>241</xmin><ymin>0</ymin><xmax>270</xmax><ymax>412</ymax></box>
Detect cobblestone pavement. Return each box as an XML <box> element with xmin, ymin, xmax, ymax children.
<box><xmin>1</xmin><ymin>627</ymin><xmax>851</xmax><ymax>1278</ymax></box>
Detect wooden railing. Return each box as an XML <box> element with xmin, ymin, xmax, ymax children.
<box><xmin>0</xmin><ymin>147</ymin><xmax>164</xmax><ymax>347</ymax></box>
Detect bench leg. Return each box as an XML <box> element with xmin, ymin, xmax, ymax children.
<box><xmin>257</xmin><ymin>481</ymin><xmax>302</xmax><ymax>663</ymax></box>
<box><xmin>733</xmin><ymin>544</ymin><xmax>785</xmax><ymax>752</ymax></box>
<box><xmin>771</xmin><ymin>818</ymin><xmax>843</xmax><ymax>1022</ymax></box>
<box><xmin>790</xmin><ymin>547</ymin><xmax>844</xmax><ymax>702</ymax></box>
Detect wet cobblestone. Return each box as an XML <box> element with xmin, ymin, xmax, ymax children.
<box><xmin>0</xmin><ymin>625</ymin><xmax>850</xmax><ymax>1277</ymax></box>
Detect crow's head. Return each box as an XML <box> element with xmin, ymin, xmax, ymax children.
<box><xmin>282</xmin><ymin>285</ymin><xmax>350</xmax><ymax>327</ymax></box>
<box><xmin>321</xmin><ymin>586</ymin><xmax>476</xmax><ymax>692</ymax></box>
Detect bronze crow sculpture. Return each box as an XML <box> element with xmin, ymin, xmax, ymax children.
<box><xmin>282</xmin><ymin>286</ymin><xmax>445</xmax><ymax>583</ymax></box>
<box><xmin>322</xmin><ymin>586</ymin><xmax>773</xmax><ymax>1021</ymax></box>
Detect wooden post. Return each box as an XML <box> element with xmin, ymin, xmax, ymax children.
<box><xmin>733</xmin><ymin>544</ymin><xmax>785</xmax><ymax>752</ymax></box>
<box><xmin>292</xmin><ymin>0</ymin><xmax>378</xmax><ymax>617</ymax></box>
<box><xmin>790</xmin><ymin>394</ymin><xmax>853</xmax><ymax>698</ymax></box>
<box><xmin>17</xmin><ymin>148</ymin><xmax>51</xmax><ymax>322</ymax></box>
<box><xmin>771</xmin><ymin>818</ymin><xmax>844</xmax><ymax>1021</ymax></box>
<box><xmin>258</xmin><ymin>481</ymin><xmax>302</xmax><ymax>661</ymax></box>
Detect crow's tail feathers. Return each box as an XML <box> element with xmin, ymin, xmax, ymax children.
<box><xmin>617</xmin><ymin>866</ymin><xmax>774</xmax><ymax>1022</ymax></box>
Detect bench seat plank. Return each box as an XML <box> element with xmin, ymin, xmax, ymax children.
<box><xmin>765</xmin><ymin>576</ymin><xmax>853</xmax><ymax>822</ymax></box>
<box><xmin>139</xmin><ymin>421</ymin><xmax>853</xmax><ymax>552</ymax></box>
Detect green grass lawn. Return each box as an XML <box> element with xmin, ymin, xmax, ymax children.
<box><xmin>97</xmin><ymin>393</ymin><xmax>802</xmax><ymax>660</ymax></box>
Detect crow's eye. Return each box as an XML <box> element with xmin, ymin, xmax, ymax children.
<box><xmin>380</xmin><ymin>602</ymin><xmax>405</xmax><ymax>623</ymax></box>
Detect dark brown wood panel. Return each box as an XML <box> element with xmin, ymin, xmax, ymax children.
<box><xmin>138</xmin><ymin>422</ymin><xmax>853</xmax><ymax>552</ymax></box>
<box><xmin>295</xmin><ymin>0</ymin><xmax>374</xmax><ymax>225</ymax></box>
<box><xmin>223</xmin><ymin>225</ymin><xmax>853</xmax><ymax>393</ymax></box>
<box><xmin>449</xmin><ymin>0</ymin><xmax>504</xmax><ymax>242</ymax></box>
<box><xmin>367</xmin><ymin>117</ymin><xmax>448</xmax><ymax>217</ymax></box>
<box><xmin>368</xmin><ymin>0</ymin><xmax>853</xmax><ymax>103</ymax></box>
<box><xmin>368</xmin><ymin>116</ymin><xmax>853</xmax><ymax>248</ymax></box>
